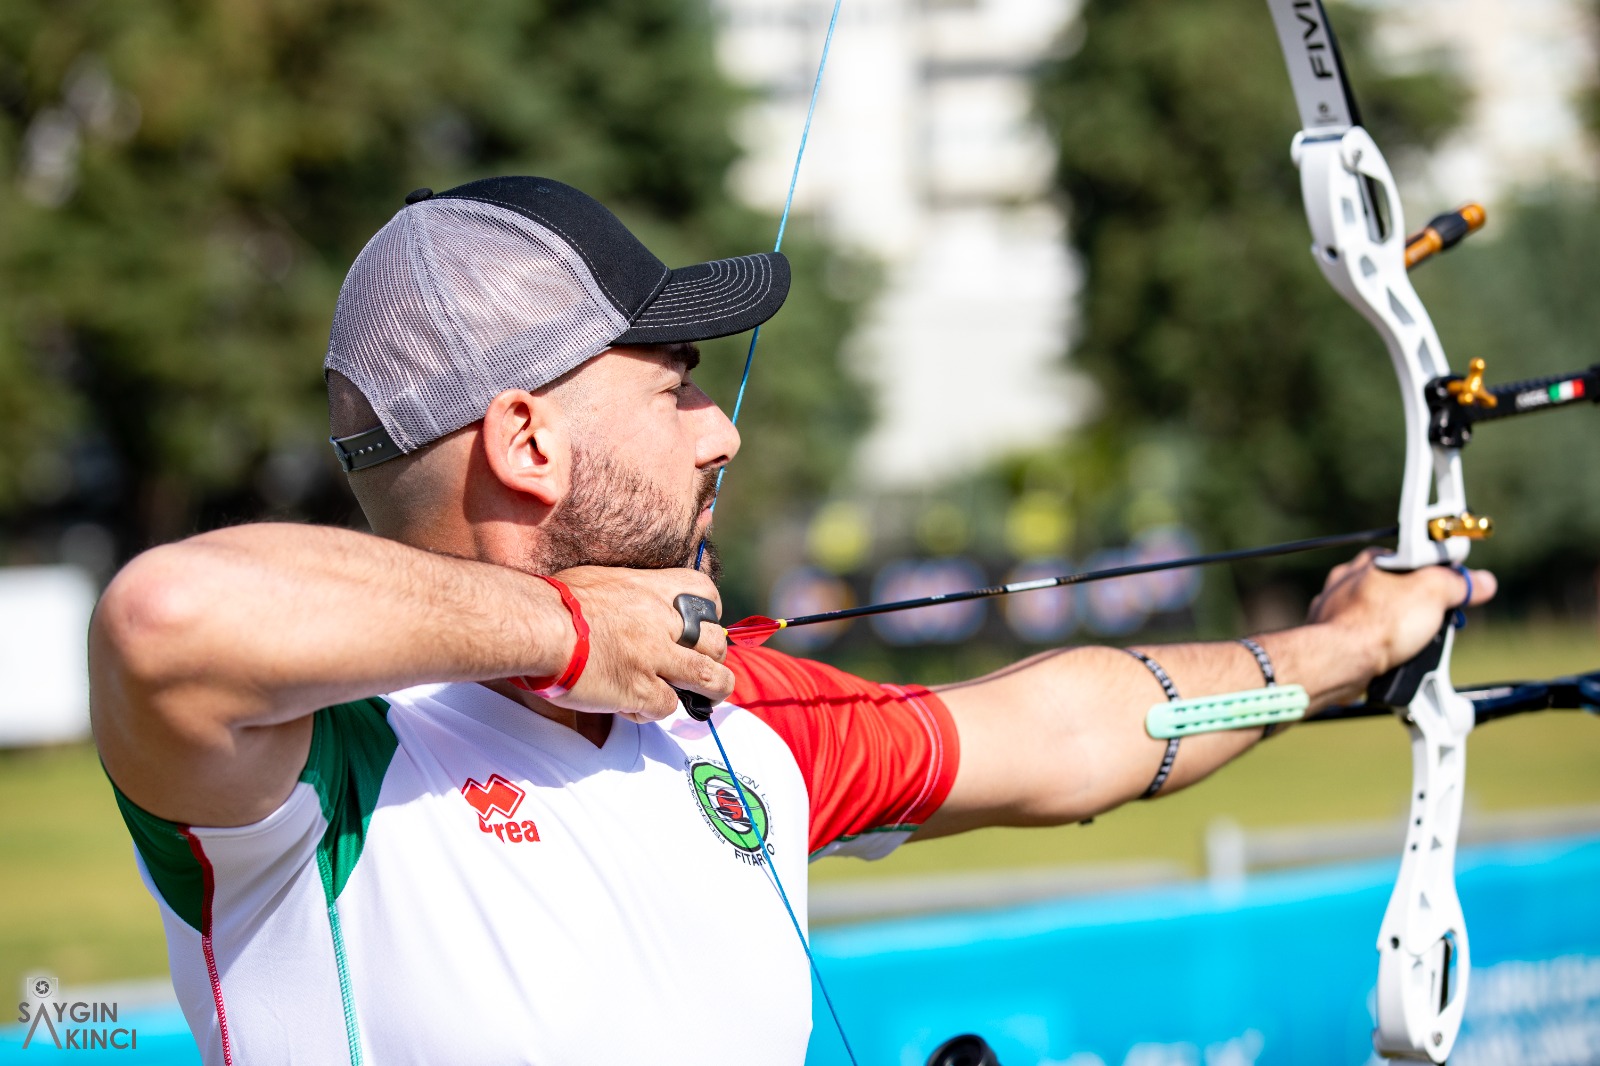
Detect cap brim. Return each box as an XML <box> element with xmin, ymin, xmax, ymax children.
<box><xmin>613</xmin><ymin>252</ymin><xmax>790</xmax><ymax>345</ymax></box>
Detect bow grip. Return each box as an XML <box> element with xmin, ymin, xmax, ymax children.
<box><xmin>1367</xmin><ymin>616</ymin><xmax>1450</xmax><ymax>708</ymax></box>
<box><xmin>673</xmin><ymin>594</ymin><xmax>720</xmax><ymax>722</ymax></box>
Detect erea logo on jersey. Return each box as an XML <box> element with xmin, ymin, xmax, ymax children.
<box><xmin>686</xmin><ymin>758</ymin><xmax>773</xmax><ymax>866</ymax></box>
<box><xmin>461</xmin><ymin>773</ymin><xmax>540</xmax><ymax>844</ymax></box>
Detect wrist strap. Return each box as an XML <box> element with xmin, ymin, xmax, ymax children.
<box><xmin>511</xmin><ymin>576</ymin><xmax>591</xmax><ymax>699</ymax></box>
<box><xmin>1123</xmin><ymin>648</ymin><xmax>1181</xmax><ymax>798</ymax></box>
<box><xmin>1237</xmin><ymin>637</ymin><xmax>1276</xmax><ymax>685</ymax></box>
<box><xmin>1238</xmin><ymin>637</ymin><xmax>1284</xmax><ymax>738</ymax></box>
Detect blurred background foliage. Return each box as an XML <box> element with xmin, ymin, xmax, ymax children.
<box><xmin>1416</xmin><ymin>191</ymin><xmax>1600</xmax><ymax>611</ymax></box>
<box><xmin>1</xmin><ymin>0</ymin><xmax>1598</xmax><ymax>632</ymax></box>
<box><xmin>1033</xmin><ymin>0</ymin><xmax>1442</xmax><ymax>581</ymax></box>
<box><xmin>0</xmin><ymin>0</ymin><xmax>872</xmax><ymax>608</ymax></box>
<box><xmin>1027</xmin><ymin>0</ymin><xmax>1600</xmax><ymax>621</ymax></box>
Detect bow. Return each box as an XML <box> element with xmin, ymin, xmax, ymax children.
<box><xmin>1267</xmin><ymin>1</ymin><xmax>1485</xmax><ymax>1058</ymax></box>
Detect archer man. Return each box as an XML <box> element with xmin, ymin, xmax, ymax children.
<box><xmin>90</xmin><ymin>177</ymin><xmax>1492</xmax><ymax>1065</ymax></box>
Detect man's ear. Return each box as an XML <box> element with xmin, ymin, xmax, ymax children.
<box><xmin>480</xmin><ymin>389</ymin><xmax>570</xmax><ymax>507</ymax></box>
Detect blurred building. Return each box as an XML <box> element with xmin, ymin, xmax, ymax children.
<box><xmin>1371</xmin><ymin>0</ymin><xmax>1597</xmax><ymax>206</ymax></box>
<box><xmin>713</xmin><ymin>0</ymin><xmax>1089</xmax><ymax>489</ymax></box>
<box><xmin>712</xmin><ymin>0</ymin><xmax>1597</xmax><ymax>489</ymax></box>
<box><xmin>0</xmin><ymin>566</ymin><xmax>96</xmax><ymax>747</ymax></box>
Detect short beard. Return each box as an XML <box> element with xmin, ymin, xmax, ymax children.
<box><xmin>535</xmin><ymin>449</ymin><xmax>721</xmax><ymax>583</ymax></box>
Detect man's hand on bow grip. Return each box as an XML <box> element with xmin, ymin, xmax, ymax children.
<box><xmin>1307</xmin><ymin>548</ymin><xmax>1498</xmax><ymax>680</ymax></box>
<box><xmin>546</xmin><ymin>566</ymin><xmax>733</xmax><ymax>723</ymax></box>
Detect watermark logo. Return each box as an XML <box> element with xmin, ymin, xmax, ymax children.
<box><xmin>15</xmin><ymin>975</ymin><xmax>137</xmax><ymax>1051</ymax></box>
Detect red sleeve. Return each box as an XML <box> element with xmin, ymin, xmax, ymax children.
<box><xmin>725</xmin><ymin>645</ymin><xmax>960</xmax><ymax>857</ymax></box>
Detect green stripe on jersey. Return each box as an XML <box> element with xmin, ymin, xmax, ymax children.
<box><xmin>302</xmin><ymin>697</ymin><xmax>395</xmax><ymax>1066</ymax></box>
<box><xmin>302</xmin><ymin>697</ymin><xmax>398</xmax><ymax>901</ymax></box>
<box><xmin>111</xmin><ymin>781</ymin><xmax>207</xmax><ymax>932</ymax></box>
<box><xmin>108</xmin><ymin>697</ymin><xmax>398</xmax><ymax>932</ymax></box>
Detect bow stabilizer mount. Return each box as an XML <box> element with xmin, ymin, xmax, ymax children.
<box><xmin>1428</xmin><ymin>359</ymin><xmax>1600</xmax><ymax>448</ymax></box>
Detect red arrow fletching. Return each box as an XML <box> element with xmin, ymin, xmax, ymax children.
<box><xmin>726</xmin><ymin>615</ymin><xmax>784</xmax><ymax>648</ymax></box>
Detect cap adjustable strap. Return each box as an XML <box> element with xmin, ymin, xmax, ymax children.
<box><xmin>330</xmin><ymin>425</ymin><xmax>400</xmax><ymax>472</ymax></box>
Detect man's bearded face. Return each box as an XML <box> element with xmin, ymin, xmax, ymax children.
<box><xmin>537</xmin><ymin>447</ymin><xmax>721</xmax><ymax>582</ymax></box>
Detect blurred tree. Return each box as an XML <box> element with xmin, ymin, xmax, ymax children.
<box><xmin>1032</xmin><ymin>0</ymin><xmax>1466</xmax><ymax>590</ymax></box>
<box><xmin>0</xmin><ymin>0</ymin><xmax>870</xmax><ymax>600</ymax></box>
<box><xmin>1414</xmin><ymin>190</ymin><xmax>1600</xmax><ymax>612</ymax></box>
<box><xmin>1398</xmin><ymin>0</ymin><xmax>1600</xmax><ymax>609</ymax></box>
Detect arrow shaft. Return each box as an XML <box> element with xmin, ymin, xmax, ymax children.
<box><xmin>773</xmin><ymin>525</ymin><xmax>1399</xmax><ymax>631</ymax></box>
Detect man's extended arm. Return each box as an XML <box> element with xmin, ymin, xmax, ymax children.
<box><xmin>91</xmin><ymin>523</ymin><xmax>731</xmax><ymax>828</ymax></box>
<box><xmin>920</xmin><ymin>550</ymin><xmax>1496</xmax><ymax>835</ymax></box>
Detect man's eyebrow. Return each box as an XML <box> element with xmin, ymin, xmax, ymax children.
<box><xmin>664</xmin><ymin>342</ymin><xmax>701</xmax><ymax>373</ymax></box>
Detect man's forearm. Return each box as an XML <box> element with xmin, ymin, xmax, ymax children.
<box><xmin>91</xmin><ymin>524</ymin><xmax>732</xmax><ymax>827</ymax></box>
<box><xmin>1162</xmin><ymin>622</ymin><xmax>1380</xmax><ymax>716</ymax></box>
<box><xmin>925</xmin><ymin>622</ymin><xmax>1384</xmax><ymax>835</ymax></box>
<box><xmin>92</xmin><ymin>523</ymin><xmax>571</xmax><ymax>730</ymax></box>
<box><xmin>1114</xmin><ymin>623</ymin><xmax>1378</xmax><ymax>796</ymax></box>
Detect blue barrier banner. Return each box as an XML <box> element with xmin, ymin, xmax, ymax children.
<box><xmin>806</xmin><ymin>834</ymin><xmax>1600</xmax><ymax>1066</ymax></box>
<box><xmin>4</xmin><ymin>835</ymin><xmax>1596</xmax><ymax>1065</ymax></box>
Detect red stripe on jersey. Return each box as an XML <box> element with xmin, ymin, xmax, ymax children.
<box><xmin>725</xmin><ymin>646</ymin><xmax>960</xmax><ymax>856</ymax></box>
<box><xmin>180</xmin><ymin>827</ymin><xmax>235</xmax><ymax>1066</ymax></box>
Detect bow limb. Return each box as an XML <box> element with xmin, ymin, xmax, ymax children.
<box><xmin>1268</xmin><ymin>1</ymin><xmax>1477</xmax><ymax>1059</ymax></box>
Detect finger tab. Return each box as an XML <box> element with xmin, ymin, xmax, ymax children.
<box><xmin>674</xmin><ymin>685</ymin><xmax>715</xmax><ymax>721</ymax></box>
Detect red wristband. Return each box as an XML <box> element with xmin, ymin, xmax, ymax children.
<box><xmin>510</xmin><ymin>576</ymin><xmax>590</xmax><ymax>699</ymax></box>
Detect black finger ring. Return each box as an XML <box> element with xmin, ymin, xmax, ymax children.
<box><xmin>674</xmin><ymin>594</ymin><xmax>719</xmax><ymax>648</ymax></box>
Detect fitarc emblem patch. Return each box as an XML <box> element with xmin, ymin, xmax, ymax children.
<box><xmin>687</xmin><ymin>758</ymin><xmax>772</xmax><ymax>859</ymax></box>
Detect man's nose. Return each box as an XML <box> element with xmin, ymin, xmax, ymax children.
<box><xmin>695</xmin><ymin>399</ymin><xmax>741</xmax><ymax>471</ymax></box>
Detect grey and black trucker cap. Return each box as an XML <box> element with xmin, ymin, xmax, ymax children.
<box><xmin>325</xmin><ymin>176</ymin><xmax>790</xmax><ymax>472</ymax></box>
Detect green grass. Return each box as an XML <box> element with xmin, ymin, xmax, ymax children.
<box><xmin>0</xmin><ymin>743</ymin><xmax>167</xmax><ymax>1000</ymax></box>
<box><xmin>3</xmin><ymin>622</ymin><xmax>1596</xmax><ymax>997</ymax></box>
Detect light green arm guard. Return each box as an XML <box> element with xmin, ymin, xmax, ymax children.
<box><xmin>1145</xmin><ymin>684</ymin><xmax>1309</xmax><ymax>739</ymax></box>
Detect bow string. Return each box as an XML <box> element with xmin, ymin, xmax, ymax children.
<box><xmin>692</xmin><ymin>3</ymin><xmax>861</xmax><ymax>1062</ymax></box>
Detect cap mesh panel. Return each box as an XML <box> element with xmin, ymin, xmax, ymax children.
<box><xmin>325</xmin><ymin>200</ymin><xmax>628</xmax><ymax>452</ymax></box>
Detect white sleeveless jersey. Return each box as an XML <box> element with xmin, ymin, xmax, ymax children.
<box><xmin>115</xmin><ymin>647</ymin><xmax>958</xmax><ymax>1065</ymax></box>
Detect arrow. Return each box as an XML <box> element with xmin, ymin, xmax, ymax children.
<box><xmin>725</xmin><ymin>524</ymin><xmax>1400</xmax><ymax>648</ymax></box>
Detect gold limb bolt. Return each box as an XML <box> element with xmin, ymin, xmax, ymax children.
<box><xmin>1445</xmin><ymin>358</ymin><xmax>1498</xmax><ymax>409</ymax></box>
<box><xmin>1428</xmin><ymin>512</ymin><xmax>1494</xmax><ymax>542</ymax></box>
